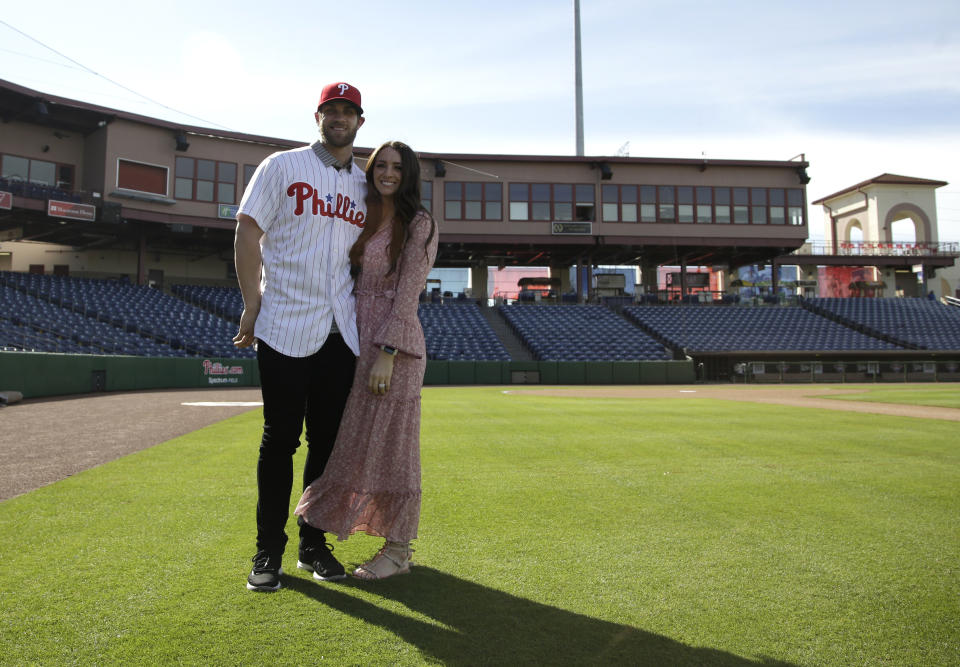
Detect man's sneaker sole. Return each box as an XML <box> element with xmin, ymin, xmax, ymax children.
<box><xmin>246</xmin><ymin>567</ymin><xmax>284</xmax><ymax>592</ymax></box>
<box><xmin>297</xmin><ymin>560</ymin><xmax>347</xmax><ymax>582</ymax></box>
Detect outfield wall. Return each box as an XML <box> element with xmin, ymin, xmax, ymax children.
<box><xmin>0</xmin><ymin>353</ymin><xmax>260</xmax><ymax>398</ymax></box>
<box><xmin>0</xmin><ymin>352</ymin><xmax>694</xmax><ymax>399</ymax></box>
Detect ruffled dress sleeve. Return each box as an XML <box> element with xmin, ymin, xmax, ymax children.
<box><xmin>372</xmin><ymin>210</ymin><xmax>438</xmax><ymax>357</ymax></box>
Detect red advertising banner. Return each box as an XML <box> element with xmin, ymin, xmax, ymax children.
<box><xmin>0</xmin><ymin>191</ymin><xmax>11</xmax><ymax>210</ymax></box>
<box><xmin>817</xmin><ymin>266</ymin><xmax>878</xmax><ymax>297</ymax></box>
<box><xmin>48</xmin><ymin>200</ymin><xmax>96</xmax><ymax>222</ymax></box>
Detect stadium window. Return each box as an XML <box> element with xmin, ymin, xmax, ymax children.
<box><xmin>465</xmin><ymin>183</ymin><xmax>483</xmax><ymax>219</ymax></box>
<box><xmin>677</xmin><ymin>186</ymin><xmax>694</xmax><ymax>223</ymax></box>
<box><xmin>509</xmin><ymin>183</ymin><xmax>589</xmax><ymax>221</ymax></box>
<box><xmin>444</xmin><ymin>182</ymin><xmax>461</xmax><ymax>219</ymax></box>
<box><xmin>787</xmin><ymin>188</ymin><xmax>804</xmax><ymax>225</ymax></box>
<box><xmin>531</xmin><ymin>184</ymin><xmax>550</xmax><ymax>220</ymax></box>
<box><xmin>421</xmin><ymin>180</ymin><xmax>432</xmax><ymax>213</ymax></box>
<box><xmin>117</xmin><ymin>159</ymin><xmax>168</xmax><ymax>196</ymax></box>
<box><xmin>1</xmin><ymin>154</ymin><xmax>28</xmax><ymax>181</ymax></box>
<box><xmin>602</xmin><ymin>184</ymin><xmax>618</xmax><ymax>221</ymax></box>
<box><xmin>243</xmin><ymin>164</ymin><xmax>257</xmax><ymax>189</ymax></box>
<box><xmin>575</xmin><ymin>184</ymin><xmax>595</xmax><ymax>222</ymax></box>
<box><xmin>509</xmin><ymin>183</ymin><xmax>528</xmax><ymax>220</ymax></box>
<box><xmin>57</xmin><ymin>165</ymin><xmax>74</xmax><ymax>191</ymax></box>
<box><xmin>444</xmin><ymin>181</ymin><xmax>501</xmax><ymax>220</ymax></box>
<box><xmin>621</xmin><ymin>185</ymin><xmax>638</xmax><ymax>221</ymax></box>
<box><xmin>485</xmin><ymin>183</ymin><xmax>502</xmax><ymax>219</ymax></box>
<box><xmin>29</xmin><ymin>160</ymin><xmax>55</xmax><ymax>186</ymax></box>
<box><xmin>639</xmin><ymin>185</ymin><xmax>657</xmax><ymax>222</ymax></box>
<box><xmin>750</xmin><ymin>188</ymin><xmax>767</xmax><ymax>224</ymax></box>
<box><xmin>695</xmin><ymin>187</ymin><xmax>713</xmax><ymax>223</ymax></box>
<box><xmin>769</xmin><ymin>188</ymin><xmax>785</xmax><ymax>225</ymax></box>
<box><xmin>554</xmin><ymin>184</ymin><xmax>573</xmax><ymax>221</ymax></box>
<box><xmin>175</xmin><ymin>157</ymin><xmax>237</xmax><ymax>203</ymax></box>
<box><xmin>658</xmin><ymin>186</ymin><xmax>676</xmax><ymax>223</ymax></box>
<box><xmin>218</xmin><ymin>162</ymin><xmax>236</xmax><ymax>203</ymax></box>
<box><xmin>1</xmin><ymin>153</ymin><xmax>74</xmax><ymax>190</ymax></box>
<box><xmin>732</xmin><ymin>187</ymin><xmax>749</xmax><ymax>224</ymax></box>
<box><xmin>714</xmin><ymin>188</ymin><xmax>731</xmax><ymax>224</ymax></box>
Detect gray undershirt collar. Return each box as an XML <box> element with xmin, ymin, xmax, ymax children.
<box><xmin>311</xmin><ymin>140</ymin><xmax>353</xmax><ymax>172</ymax></box>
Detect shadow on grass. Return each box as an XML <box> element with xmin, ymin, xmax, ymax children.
<box><xmin>285</xmin><ymin>567</ymin><xmax>795</xmax><ymax>666</ymax></box>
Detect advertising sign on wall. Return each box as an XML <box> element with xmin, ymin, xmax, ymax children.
<box><xmin>48</xmin><ymin>200</ymin><xmax>96</xmax><ymax>222</ymax></box>
<box><xmin>202</xmin><ymin>359</ymin><xmax>245</xmax><ymax>385</ymax></box>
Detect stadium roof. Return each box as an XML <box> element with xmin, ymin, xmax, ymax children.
<box><xmin>0</xmin><ymin>77</ymin><xmax>301</xmax><ymax>148</ymax></box>
<box><xmin>812</xmin><ymin>174</ymin><xmax>949</xmax><ymax>205</ymax></box>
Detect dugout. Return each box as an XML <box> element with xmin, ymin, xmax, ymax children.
<box><xmin>714</xmin><ymin>350</ymin><xmax>960</xmax><ymax>384</ymax></box>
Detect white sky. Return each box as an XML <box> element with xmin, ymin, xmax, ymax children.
<box><xmin>2</xmin><ymin>0</ymin><xmax>959</xmax><ymax>242</ymax></box>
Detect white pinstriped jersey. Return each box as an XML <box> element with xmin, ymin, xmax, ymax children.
<box><xmin>238</xmin><ymin>141</ymin><xmax>367</xmax><ymax>357</ymax></box>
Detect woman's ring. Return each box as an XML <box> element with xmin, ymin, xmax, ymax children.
<box><xmin>378</xmin><ymin>383</ymin><xmax>386</xmax><ymax>389</ymax></box>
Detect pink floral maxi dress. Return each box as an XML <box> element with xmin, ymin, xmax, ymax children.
<box><xmin>295</xmin><ymin>211</ymin><xmax>437</xmax><ymax>542</ymax></box>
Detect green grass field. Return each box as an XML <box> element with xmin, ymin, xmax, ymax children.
<box><xmin>819</xmin><ymin>385</ymin><xmax>960</xmax><ymax>409</ymax></box>
<box><xmin>1</xmin><ymin>386</ymin><xmax>958</xmax><ymax>665</ymax></box>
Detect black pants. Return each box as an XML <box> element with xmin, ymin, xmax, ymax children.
<box><xmin>255</xmin><ymin>335</ymin><xmax>356</xmax><ymax>554</ymax></box>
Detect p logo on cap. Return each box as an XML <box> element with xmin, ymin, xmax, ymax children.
<box><xmin>318</xmin><ymin>82</ymin><xmax>362</xmax><ymax>114</ymax></box>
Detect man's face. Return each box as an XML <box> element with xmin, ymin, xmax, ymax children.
<box><xmin>315</xmin><ymin>101</ymin><xmax>364</xmax><ymax>149</ymax></box>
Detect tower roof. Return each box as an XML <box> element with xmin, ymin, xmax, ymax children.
<box><xmin>813</xmin><ymin>173</ymin><xmax>948</xmax><ymax>205</ymax></box>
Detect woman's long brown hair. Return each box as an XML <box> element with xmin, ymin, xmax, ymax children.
<box><xmin>349</xmin><ymin>141</ymin><xmax>436</xmax><ymax>278</ymax></box>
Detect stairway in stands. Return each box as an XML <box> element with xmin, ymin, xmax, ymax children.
<box><xmin>479</xmin><ymin>306</ymin><xmax>535</xmax><ymax>361</ymax></box>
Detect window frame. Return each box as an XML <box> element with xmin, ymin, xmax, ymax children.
<box><xmin>444</xmin><ymin>180</ymin><xmax>502</xmax><ymax>221</ymax></box>
<box><xmin>421</xmin><ymin>179</ymin><xmax>433</xmax><ymax>214</ymax></box>
<box><xmin>625</xmin><ymin>184</ymin><xmax>807</xmax><ymax>226</ymax></box>
<box><xmin>1</xmin><ymin>152</ymin><xmax>76</xmax><ymax>191</ymax></box>
<box><xmin>174</xmin><ymin>156</ymin><xmax>238</xmax><ymax>203</ymax></box>
<box><xmin>242</xmin><ymin>164</ymin><xmax>258</xmax><ymax>190</ymax></box>
<box><xmin>509</xmin><ymin>183</ymin><xmax>595</xmax><ymax>222</ymax></box>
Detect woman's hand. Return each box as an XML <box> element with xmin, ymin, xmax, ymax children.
<box><xmin>369</xmin><ymin>349</ymin><xmax>396</xmax><ymax>396</ymax></box>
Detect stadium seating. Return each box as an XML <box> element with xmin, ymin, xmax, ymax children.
<box><xmin>0</xmin><ymin>272</ymin><xmax>250</xmax><ymax>358</ymax></box>
<box><xmin>805</xmin><ymin>297</ymin><xmax>960</xmax><ymax>350</ymax></box>
<box><xmin>624</xmin><ymin>304</ymin><xmax>903</xmax><ymax>352</ymax></box>
<box><xmin>6</xmin><ymin>271</ymin><xmax>956</xmax><ymax>361</ymax></box>
<box><xmin>419</xmin><ymin>303</ymin><xmax>511</xmax><ymax>361</ymax></box>
<box><xmin>499</xmin><ymin>304</ymin><xmax>671</xmax><ymax>361</ymax></box>
<box><xmin>0</xmin><ymin>282</ymin><xmax>178</xmax><ymax>355</ymax></box>
<box><xmin>171</xmin><ymin>284</ymin><xmax>245</xmax><ymax>322</ymax></box>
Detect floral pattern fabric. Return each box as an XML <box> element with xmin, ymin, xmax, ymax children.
<box><xmin>295</xmin><ymin>211</ymin><xmax>437</xmax><ymax>542</ymax></box>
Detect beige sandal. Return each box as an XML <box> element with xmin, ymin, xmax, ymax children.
<box><xmin>353</xmin><ymin>541</ymin><xmax>414</xmax><ymax>580</ymax></box>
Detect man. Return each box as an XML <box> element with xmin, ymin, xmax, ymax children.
<box><xmin>234</xmin><ymin>82</ymin><xmax>367</xmax><ymax>592</ymax></box>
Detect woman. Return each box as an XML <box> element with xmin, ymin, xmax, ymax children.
<box><xmin>295</xmin><ymin>140</ymin><xmax>437</xmax><ymax>580</ymax></box>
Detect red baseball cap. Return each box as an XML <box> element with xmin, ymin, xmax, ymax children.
<box><xmin>318</xmin><ymin>82</ymin><xmax>363</xmax><ymax>114</ymax></box>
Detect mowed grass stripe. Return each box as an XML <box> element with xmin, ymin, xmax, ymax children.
<box><xmin>0</xmin><ymin>386</ymin><xmax>957</xmax><ymax>665</ymax></box>
<box><xmin>817</xmin><ymin>385</ymin><xmax>960</xmax><ymax>409</ymax></box>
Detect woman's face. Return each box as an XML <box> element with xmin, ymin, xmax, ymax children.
<box><xmin>373</xmin><ymin>147</ymin><xmax>403</xmax><ymax>199</ymax></box>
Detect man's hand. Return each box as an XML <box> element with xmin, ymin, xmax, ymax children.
<box><xmin>233</xmin><ymin>306</ymin><xmax>259</xmax><ymax>348</ymax></box>
<box><xmin>368</xmin><ymin>349</ymin><xmax>396</xmax><ymax>396</ymax></box>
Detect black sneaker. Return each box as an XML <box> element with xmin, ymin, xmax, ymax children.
<box><xmin>297</xmin><ymin>542</ymin><xmax>346</xmax><ymax>581</ymax></box>
<box><xmin>247</xmin><ymin>550</ymin><xmax>283</xmax><ymax>592</ymax></box>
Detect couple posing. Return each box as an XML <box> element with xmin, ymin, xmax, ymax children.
<box><xmin>234</xmin><ymin>82</ymin><xmax>437</xmax><ymax>591</ymax></box>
